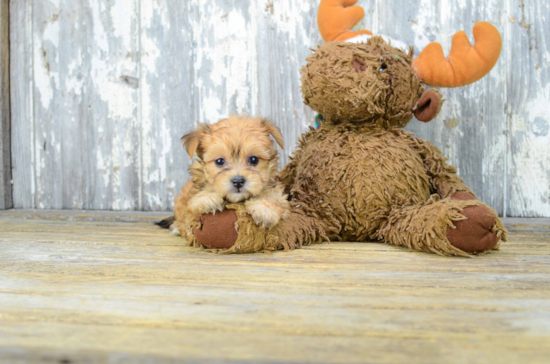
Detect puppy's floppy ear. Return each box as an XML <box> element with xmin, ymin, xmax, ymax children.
<box><xmin>261</xmin><ymin>118</ymin><xmax>284</xmax><ymax>149</ymax></box>
<box><xmin>181</xmin><ymin>123</ymin><xmax>211</xmax><ymax>158</ymax></box>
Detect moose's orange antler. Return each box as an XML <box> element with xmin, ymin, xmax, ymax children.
<box><xmin>318</xmin><ymin>0</ymin><xmax>372</xmax><ymax>42</ymax></box>
<box><xmin>412</xmin><ymin>22</ymin><xmax>502</xmax><ymax>88</ymax></box>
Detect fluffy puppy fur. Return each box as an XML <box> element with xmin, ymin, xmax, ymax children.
<box><xmin>171</xmin><ymin>116</ymin><xmax>290</xmax><ymax>234</ymax></box>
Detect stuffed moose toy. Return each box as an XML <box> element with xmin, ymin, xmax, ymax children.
<box><xmin>163</xmin><ymin>0</ymin><xmax>507</xmax><ymax>257</ymax></box>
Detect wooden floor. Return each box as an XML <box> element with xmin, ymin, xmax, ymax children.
<box><xmin>0</xmin><ymin>211</ymin><xmax>549</xmax><ymax>364</ymax></box>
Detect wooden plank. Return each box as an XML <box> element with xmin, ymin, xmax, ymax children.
<box><xmin>139</xmin><ymin>1</ymin><xmax>194</xmax><ymax>211</ymax></box>
<box><xmin>0</xmin><ymin>208</ymin><xmax>170</xmax><ymax>223</ymax></box>
<box><xmin>0</xmin><ymin>216</ymin><xmax>548</xmax><ymax>363</ymax></box>
<box><xmin>10</xmin><ymin>0</ymin><xmax>34</xmax><ymax>209</ymax></box>
<box><xmin>0</xmin><ymin>0</ymin><xmax>10</xmax><ymax>209</ymax></box>
<box><xmin>1</xmin><ymin>209</ymin><xmax>549</xmax><ymax>231</ymax></box>
<box><xmin>30</xmin><ymin>0</ymin><xmax>140</xmax><ymax>210</ymax></box>
<box><xmin>372</xmin><ymin>0</ymin><xmax>508</xmax><ymax>215</ymax></box>
<box><xmin>504</xmin><ymin>217</ymin><xmax>550</xmax><ymax>232</ymax></box>
<box><xmin>186</xmin><ymin>1</ymin><xmax>257</xmax><ymax>122</ymax></box>
<box><xmin>506</xmin><ymin>0</ymin><xmax>550</xmax><ymax>217</ymax></box>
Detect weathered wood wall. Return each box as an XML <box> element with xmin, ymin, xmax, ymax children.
<box><xmin>8</xmin><ymin>0</ymin><xmax>550</xmax><ymax>216</ymax></box>
<box><xmin>0</xmin><ymin>0</ymin><xmax>10</xmax><ymax>209</ymax></box>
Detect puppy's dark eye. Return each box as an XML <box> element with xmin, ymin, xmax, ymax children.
<box><xmin>380</xmin><ymin>64</ymin><xmax>388</xmax><ymax>72</ymax></box>
<box><xmin>215</xmin><ymin>158</ymin><xmax>225</xmax><ymax>167</ymax></box>
<box><xmin>248</xmin><ymin>156</ymin><xmax>259</xmax><ymax>166</ymax></box>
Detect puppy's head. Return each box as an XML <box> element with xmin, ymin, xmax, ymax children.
<box><xmin>182</xmin><ymin>116</ymin><xmax>284</xmax><ymax>203</ymax></box>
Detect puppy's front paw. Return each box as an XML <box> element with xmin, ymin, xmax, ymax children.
<box><xmin>169</xmin><ymin>227</ymin><xmax>181</xmax><ymax>236</ymax></box>
<box><xmin>246</xmin><ymin>200</ymin><xmax>285</xmax><ymax>229</ymax></box>
<box><xmin>188</xmin><ymin>192</ymin><xmax>224</xmax><ymax>215</ymax></box>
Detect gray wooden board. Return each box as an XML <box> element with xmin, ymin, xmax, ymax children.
<box><xmin>31</xmin><ymin>0</ymin><xmax>140</xmax><ymax>210</ymax></box>
<box><xmin>0</xmin><ymin>209</ymin><xmax>170</xmax><ymax>223</ymax></box>
<box><xmin>0</xmin><ymin>215</ymin><xmax>549</xmax><ymax>363</ymax></box>
<box><xmin>8</xmin><ymin>0</ymin><xmax>550</xmax><ymax>216</ymax></box>
<box><xmin>0</xmin><ymin>0</ymin><xmax>10</xmax><ymax>209</ymax></box>
<box><xmin>10</xmin><ymin>0</ymin><xmax>36</xmax><ymax>209</ymax></box>
<box><xmin>139</xmin><ymin>1</ymin><xmax>193</xmax><ymax>211</ymax></box>
<box><xmin>506</xmin><ymin>0</ymin><xmax>550</xmax><ymax>217</ymax></box>
<box><xmin>1</xmin><ymin>209</ymin><xmax>549</xmax><ymax>233</ymax></box>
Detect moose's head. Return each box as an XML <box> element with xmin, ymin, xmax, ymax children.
<box><xmin>301</xmin><ymin>0</ymin><xmax>502</xmax><ymax>127</ymax></box>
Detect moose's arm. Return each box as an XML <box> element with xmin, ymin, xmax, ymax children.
<box><xmin>277</xmin><ymin>127</ymin><xmax>318</xmax><ymax>195</ymax></box>
<box><xmin>404</xmin><ymin>134</ymin><xmax>506</xmax><ymax>253</ymax></box>
<box><xmin>278</xmin><ymin>156</ymin><xmax>299</xmax><ymax>196</ymax></box>
<box><xmin>408</xmin><ymin>136</ymin><xmax>473</xmax><ymax>198</ymax></box>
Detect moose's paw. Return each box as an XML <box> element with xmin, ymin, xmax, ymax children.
<box><xmin>194</xmin><ymin>209</ymin><xmax>239</xmax><ymax>249</ymax></box>
<box><xmin>446</xmin><ymin>204</ymin><xmax>501</xmax><ymax>253</ymax></box>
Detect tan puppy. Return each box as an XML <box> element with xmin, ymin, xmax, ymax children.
<box><xmin>170</xmin><ymin>116</ymin><xmax>290</xmax><ymax>235</ymax></box>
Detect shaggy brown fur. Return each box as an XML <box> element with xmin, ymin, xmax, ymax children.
<box><xmin>302</xmin><ymin>39</ymin><xmax>424</xmax><ymax>128</ymax></box>
<box><xmin>276</xmin><ymin>36</ymin><xmax>506</xmax><ymax>256</ymax></box>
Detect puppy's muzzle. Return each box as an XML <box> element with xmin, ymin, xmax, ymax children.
<box><xmin>231</xmin><ymin>176</ymin><xmax>246</xmax><ymax>192</ymax></box>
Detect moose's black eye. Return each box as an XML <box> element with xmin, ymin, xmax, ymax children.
<box><xmin>380</xmin><ymin>64</ymin><xmax>387</xmax><ymax>72</ymax></box>
<box><xmin>248</xmin><ymin>156</ymin><xmax>259</xmax><ymax>166</ymax></box>
<box><xmin>215</xmin><ymin>158</ymin><xmax>225</xmax><ymax>167</ymax></box>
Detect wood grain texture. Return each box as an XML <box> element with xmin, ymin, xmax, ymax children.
<box><xmin>139</xmin><ymin>1</ymin><xmax>193</xmax><ymax>211</ymax></box>
<box><xmin>8</xmin><ymin>0</ymin><xmax>550</xmax><ymax>216</ymax></box>
<box><xmin>10</xmin><ymin>0</ymin><xmax>34</xmax><ymax>209</ymax></box>
<box><xmin>1</xmin><ymin>209</ymin><xmax>549</xmax><ymax>231</ymax></box>
<box><xmin>31</xmin><ymin>0</ymin><xmax>140</xmax><ymax>210</ymax></box>
<box><xmin>0</xmin><ymin>208</ymin><xmax>171</xmax><ymax>223</ymax></box>
<box><xmin>0</xmin><ymin>214</ymin><xmax>549</xmax><ymax>363</ymax></box>
<box><xmin>506</xmin><ymin>0</ymin><xmax>550</xmax><ymax>217</ymax></box>
<box><xmin>0</xmin><ymin>0</ymin><xmax>11</xmax><ymax>209</ymax></box>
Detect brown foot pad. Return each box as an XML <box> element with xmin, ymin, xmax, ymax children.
<box><xmin>194</xmin><ymin>209</ymin><xmax>239</xmax><ymax>249</ymax></box>
<box><xmin>446</xmin><ymin>204</ymin><xmax>500</xmax><ymax>253</ymax></box>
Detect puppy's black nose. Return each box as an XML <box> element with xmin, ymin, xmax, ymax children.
<box><xmin>231</xmin><ymin>176</ymin><xmax>246</xmax><ymax>189</ymax></box>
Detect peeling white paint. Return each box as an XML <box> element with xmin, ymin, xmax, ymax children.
<box><xmin>34</xmin><ymin>21</ymin><xmax>60</xmax><ymax>109</ymax></box>
<box><xmin>509</xmin><ymin>86</ymin><xmax>550</xmax><ymax>216</ymax></box>
<box><xmin>191</xmin><ymin>3</ymin><xmax>253</xmax><ymax>122</ymax></box>
<box><xmin>268</xmin><ymin>0</ymin><xmax>311</xmax><ymax>43</ymax></box>
<box><xmin>411</xmin><ymin>0</ymin><xmax>436</xmax><ymax>54</ymax></box>
<box><xmin>65</xmin><ymin>57</ymin><xmax>84</xmax><ymax>96</ymax></box>
<box><xmin>90</xmin><ymin>1</ymin><xmax>137</xmax><ymax>121</ymax></box>
<box><xmin>111</xmin><ymin>0</ymin><xmax>135</xmax><ymax>50</ymax></box>
<box><xmin>9</xmin><ymin>0</ymin><xmax>550</xmax><ymax>216</ymax></box>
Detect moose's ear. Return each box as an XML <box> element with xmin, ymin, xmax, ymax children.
<box><xmin>181</xmin><ymin>123</ymin><xmax>211</xmax><ymax>158</ymax></box>
<box><xmin>261</xmin><ymin>118</ymin><xmax>284</xmax><ymax>149</ymax></box>
<box><xmin>414</xmin><ymin>89</ymin><xmax>444</xmax><ymax>122</ymax></box>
